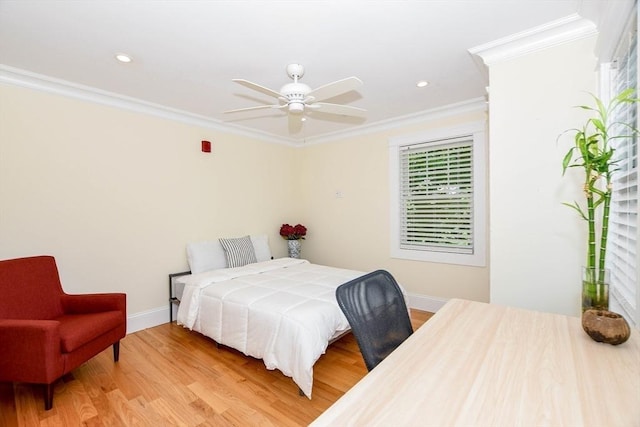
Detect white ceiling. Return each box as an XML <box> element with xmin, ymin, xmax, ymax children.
<box><xmin>0</xmin><ymin>0</ymin><xmax>617</xmax><ymax>143</ymax></box>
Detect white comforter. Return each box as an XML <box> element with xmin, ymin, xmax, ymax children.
<box><xmin>176</xmin><ymin>258</ymin><xmax>364</xmax><ymax>398</ymax></box>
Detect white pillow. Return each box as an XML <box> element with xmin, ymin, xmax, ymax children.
<box><xmin>219</xmin><ymin>235</ymin><xmax>257</xmax><ymax>268</ymax></box>
<box><xmin>251</xmin><ymin>234</ymin><xmax>272</xmax><ymax>262</ymax></box>
<box><xmin>186</xmin><ymin>240</ymin><xmax>227</xmax><ymax>274</ymax></box>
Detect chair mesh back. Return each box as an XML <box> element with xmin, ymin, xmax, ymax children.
<box><xmin>336</xmin><ymin>270</ymin><xmax>413</xmax><ymax>371</ymax></box>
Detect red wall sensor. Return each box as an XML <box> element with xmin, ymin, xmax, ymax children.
<box><xmin>201</xmin><ymin>140</ymin><xmax>211</xmax><ymax>153</ymax></box>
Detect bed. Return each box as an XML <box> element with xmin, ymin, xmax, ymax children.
<box><xmin>174</xmin><ymin>235</ymin><xmax>366</xmax><ymax>398</ymax></box>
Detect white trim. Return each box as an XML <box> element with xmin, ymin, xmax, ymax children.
<box><xmin>389</xmin><ymin>121</ymin><xmax>485</xmax><ymax>149</ymax></box>
<box><xmin>389</xmin><ymin>121</ymin><xmax>487</xmax><ymax>267</ymax></box>
<box><xmin>126</xmin><ymin>306</ymin><xmax>170</xmax><ymax>334</ymax></box>
<box><xmin>405</xmin><ymin>292</ymin><xmax>448</xmax><ymax>313</ymax></box>
<box><xmin>0</xmin><ymin>63</ymin><xmax>485</xmax><ymax>147</ymax></box>
<box><xmin>302</xmin><ymin>98</ymin><xmax>487</xmax><ymax>145</ymax></box>
<box><xmin>469</xmin><ymin>13</ymin><xmax>598</xmax><ymax>67</ymax></box>
<box><xmin>0</xmin><ymin>64</ymin><xmax>297</xmax><ymax>146</ymax></box>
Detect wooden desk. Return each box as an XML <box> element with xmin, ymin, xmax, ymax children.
<box><xmin>311</xmin><ymin>299</ymin><xmax>640</xmax><ymax>426</ymax></box>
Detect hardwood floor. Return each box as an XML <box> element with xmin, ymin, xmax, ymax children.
<box><xmin>0</xmin><ymin>309</ymin><xmax>432</xmax><ymax>426</ymax></box>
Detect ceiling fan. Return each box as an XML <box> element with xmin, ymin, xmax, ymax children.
<box><xmin>224</xmin><ymin>64</ymin><xmax>366</xmax><ymax>119</ymax></box>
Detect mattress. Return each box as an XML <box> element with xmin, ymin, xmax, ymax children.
<box><xmin>175</xmin><ymin>258</ymin><xmax>365</xmax><ymax>398</ymax></box>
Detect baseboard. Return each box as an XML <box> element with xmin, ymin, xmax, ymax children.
<box><xmin>127</xmin><ymin>293</ymin><xmax>447</xmax><ymax>334</ymax></box>
<box><xmin>405</xmin><ymin>292</ymin><xmax>448</xmax><ymax>313</ymax></box>
<box><xmin>127</xmin><ymin>306</ymin><xmax>170</xmax><ymax>334</ymax></box>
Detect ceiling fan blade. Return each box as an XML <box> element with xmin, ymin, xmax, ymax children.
<box><xmin>224</xmin><ymin>104</ymin><xmax>285</xmax><ymax>114</ymax></box>
<box><xmin>309</xmin><ymin>102</ymin><xmax>367</xmax><ymax>117</ymax></box>
<box><xmin>232</xmin><ymin>79</ymin><xmax>284</xmax><ymax>99</ymax></box>
<box><xmin>306</xmin><ymin>76</ymin><xmax>363</xmax><ymax>102</ymax></box>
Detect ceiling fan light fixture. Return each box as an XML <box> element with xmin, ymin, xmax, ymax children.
<box><xmin>289</xmin><ymin>102</ymin><xmax>305</xmax><ymax>113</ymax></box>
<box><xmin>225</xmin><ymin>63</ymin><xmax>366</xmax><ymax>121</ymax></box>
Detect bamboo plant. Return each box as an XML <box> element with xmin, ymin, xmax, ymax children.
<box><xmin>561</xmin><ymin>88</ymin><xmax>638</xmax><ymax>310</ymax></box>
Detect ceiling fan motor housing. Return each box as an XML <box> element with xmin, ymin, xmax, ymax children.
<box><xmin>280</xmin><ymin>81</ymin><xmax>311</xmax><ymax>113</ymax></box>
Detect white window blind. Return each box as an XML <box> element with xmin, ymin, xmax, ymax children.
<box><xmin>399</xmin><ymin>137</ymin><xmax>474</xmax><ymax>254</ymax></box>
<box><xmin>389</xmin><ymin>121</ymin><xmax>486</xmax><ymax>267</ymax></box>
<box><xmin>606</xmin><ymin>10</ymin><xmax>638</xmax><ymax>326</ymax></box>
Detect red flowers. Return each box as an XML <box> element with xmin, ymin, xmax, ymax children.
<box><xmin>280</xmin><ymin>223</ymin><xmax>307</xmax><ymax>240</ymax></box>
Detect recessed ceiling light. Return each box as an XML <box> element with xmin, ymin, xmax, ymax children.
<box><xmin>416</xmin><ymin>80</ymin><xmax>429</xmax><ymax>88</ymax></box>
<box><xmin>115</xmin><ymin>53</ymin><xmax>132</xmax><ymax>63</ymax></box>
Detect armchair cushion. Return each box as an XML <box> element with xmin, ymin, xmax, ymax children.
<box><xmin>57</xmin><ymin>311</ymin><xmax>123</xmax><ymax>353</ymax></box>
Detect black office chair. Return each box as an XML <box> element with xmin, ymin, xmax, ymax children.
<box><xmin>336</xmin><ymin>270</ymin><xmax>413</xmax><ymax>371</ymax></box>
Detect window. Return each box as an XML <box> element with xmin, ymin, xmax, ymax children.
<box><xmin>389</xmin><ymin>122</ymin><xmax>486</xmax><ymax>266</ymax></box>
<box><xmin>604</xmin><ymin>9</ymin><xmax>638</xmax><ymax>327</ymax></box>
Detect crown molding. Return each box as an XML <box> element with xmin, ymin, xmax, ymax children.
<box><xmin>1</xmin><ymin>64</ymin><xmax>486</xmax><ymax>146</ymax></box>
<box><xmin>0</xmin><ymin>64</ymin><xmax>299</xmax><ymax>146</ymax></box>
<box><xmin>469</xmin><ymin>13</ymin><xmax>598</xmax><ymax>67</ymax></box>
<box><xmin>302</xmin><ymin>97</ymin><xmax>488</xmax><ymax>146</ymax></box>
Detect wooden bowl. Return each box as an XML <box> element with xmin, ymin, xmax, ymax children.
<box><xmin>582</xmin><ymin>309</ymin><xmax>631</xmax><ymax>345</ymax></box>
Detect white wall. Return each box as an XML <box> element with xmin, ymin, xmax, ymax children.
<box><xmin>0</xmin><ymin>83</ymin><xmax>298</xmax><ymax>327</ymax></box>
<box><xmin>488</xmin><ymin>35</ymin><xmax>598</xmax><ymax>316</ymax></box>
<box><xmin>0</xmin><ymin>33</ymin><xmax>602</xmax><ymax>328</ymax></box>
<box><xmin>0</xmin><ymin>80</ymin><xmax>488</xmax><ymax>332</ymax></box>
<box><xmin>296</xmin><ymin>108</ymin><xmax>490</xmax><ymax>304</ymax></box>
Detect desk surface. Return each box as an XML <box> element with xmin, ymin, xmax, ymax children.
<box><xmin>310</xmin><ymin>299</ymin><xmax>640</xmax><ymax>426</ymax></box>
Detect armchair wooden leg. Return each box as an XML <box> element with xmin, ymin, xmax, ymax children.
<box><xmin>113</xmin><ymin>341</ymin><xmax>120</xmax><ymax>362</ymax></box>
<box><xmin>44</xmin><ymin>383</ymin><xmax>54</xmax><ymax>410</ymax></box>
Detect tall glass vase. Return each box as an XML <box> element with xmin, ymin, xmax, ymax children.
<box><xmin>287</xmin><ymin>239</ymin><xmax>301</xmax><ymax>259</ymax></box>
<box><xmin>582</xmin><ymin>267</ymin><xmax>609</xmax><ymax>312</ymax></box>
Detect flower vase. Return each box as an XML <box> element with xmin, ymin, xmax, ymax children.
<box><xmin>287</xmin><ymin>239</ymin><xmax>301</xmax><ymax>259</ymax></box>
<box><xmin>582</xmin><ymin>267</ymin><xmax>609</xmax><ymax>312</ymax></box>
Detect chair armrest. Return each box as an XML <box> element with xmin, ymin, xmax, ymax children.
<box><xmin>61</xmin><ymin>293</ymin><xmax>126</xmax><ymax>315</ymax></box>
<box><xmin>0</xmin><ymin>319</ymin><xmax>62</xmax><ymax>382</ymax></box>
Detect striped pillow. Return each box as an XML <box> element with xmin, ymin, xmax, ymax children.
<box><xmin>219</xmin><ymin>235</ymin><xmax>257</xmax><ymax>268</ymax></box>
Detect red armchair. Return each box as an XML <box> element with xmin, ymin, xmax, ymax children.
<box><xmin>0</xmin><ymin>255</ymin><xmax>126</xmax><ymax>410</ymax></box>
